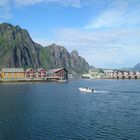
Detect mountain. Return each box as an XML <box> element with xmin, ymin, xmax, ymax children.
<box><xmin>0</xmin><ymin>23</ymin><xmax>41</xmax><ymax>68</ymax></box>
<box><xmin>70</xmin><ymin>50</ymin><xmax>89</xmax><ymax>73</ymax></box>
<box><xmin>0</xmin><ymin>23</ymin><xmax>90</xmax><ymax>74</ymax></box>
<box><xmin>40</xmin><ymin>43</ymin><xmax>89</xmax><ymax>73</ymax></box>
<box><xmin>133</xmin><ymin>63</ymin><xmax>140</xmax><ymax>71</ymax></box>
<box><xmin>119</xmin><ymin>63</ymin><xmax>140</xmax><ymax>71</ymax></box>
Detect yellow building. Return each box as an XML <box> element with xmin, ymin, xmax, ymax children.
<box><xmin>0</xmin><ymin>71</ymin><xmax>1</xmax><ymax>79</ymax></box>
<box><xmin>1</xmin><ymin>68</ymin><xmax>25</xmax><ymax>80</ymax></box>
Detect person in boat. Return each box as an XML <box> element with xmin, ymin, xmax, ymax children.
<box><xmin>86</xmin><ymin>87</ymin><xmax>94</xmax><ymax>92</ymax></box>
<box><xmin>85</xmin><ymin>87</ymin><xmax>93</xmax><ymax>90</ymax></box>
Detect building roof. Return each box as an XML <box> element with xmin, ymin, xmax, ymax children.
<box><xmin>47</xmin><ymin>68</ymin><xmax>67</xmax><ymax>74</ymax></box>
<box><xmin>103</xmin><ymin>69</ymin><xmax>114</xmax><ymax>73</ymax></box>
<box><xmin>26</xmin><ymin>68</ymin><xmax>35</xmax><ymax>72</ymax></box>
<box><xmin>37</xmin><ymin>68</ymin><xmax>46</xmax><ymax>72</ymax></box>
<box><xmin>2</xmin><ymin>68</ymin><xmax>24</xmax><ymax>73</ymax></box>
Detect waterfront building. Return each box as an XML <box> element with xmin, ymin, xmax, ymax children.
<box><xmin>103</xmin><ymin>69</ymin><xmax>114</xmax><ymax>78</ymax></box>
<box><xmin>37</xmin><ymin>68</ymin><xmax>47</xmax><ymax>79</ymax></box>
<box><xmin>112</xmin><ymin>71</ymin><xmax>118</xmax><ymax>79</ymax></box>
<box><xmin>46</xmin><ymin>68</ymin><xmax>68</xmax><ymax>80</ymax></box>
<box><xmin>123</xmin><ymin>71</ymin><xmax>129</xmax><ymax>78</ymax></box>
<box><xmin>117</xmin><ymin>71</ymin><xmax>123</xmax><ymax>79</ymax></box>
<box><xmin>25</xmin><ymin>68</ymin><xmax>36</xmax><ymax>79</ymax></box>
<box><xmin>108</xmin><ymin>70</ymin><xmax>138</xmax><ymax>79</ymax></box>
<box><xmin>136</xmin><ymin>71</ymin><xmax>140</xmax><ymax>79</ymax></box>
<box><xmin>1</xmin><ymin>68</ymin><xmax>25</xmax><ymax>80</ymax></box>
<box><xmin>129</xmin><ymin>71</ymin><xmax>136</xmax><ymax>79</ymax></box>
<box><xmin>0</xmin><ymin>71</ymin><xmax>1</xmax><ymax>80</ymax></box>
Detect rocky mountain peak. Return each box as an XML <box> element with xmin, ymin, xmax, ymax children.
<box><xmin>50</xmin><ymin>43</ymin><xmax>57</xmax><ymax>47</ymax></box>
<box><xmin>0</xmin><ymin>23</ymin><xmax>41</xmax><ymax>68</ymax></box>
<box><xmin>0</xmin><ymin>23</ymin><xmax>13</xmax><ymax>28</ymax></box>
<box><xmin>0</xmin><ymin>23</ymin><xmax>90</xmax><ymax>74</ymax></box>
<box><xmin>0</xmin><ymin>22</ymin><xmax>31</xmax><ymax>43</ymax></box>
<box><xmin>0</xmin><ymin>23</ymin><xmax>22</xmax><ymax>32</ymax></box>
<box><xmin>15</xmin><ymin>25</ymin><xmax>21</xmax><ymax>30</ymax></box>
<box><xmin>71</xmin><ymin>50</ymin><xmax>79</xmax><ymax>57</ymax></box>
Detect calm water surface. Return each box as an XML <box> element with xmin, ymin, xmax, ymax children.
<box><xmin>0</xmin><ymin>79</ymin><xmax>140</xmax><ymax>140</ymax></box>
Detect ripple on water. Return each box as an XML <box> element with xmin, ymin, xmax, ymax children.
<box><xmin>0</xmin><ymin>80</ymin><xmax>140</xmax><ymax>140</ymax></box>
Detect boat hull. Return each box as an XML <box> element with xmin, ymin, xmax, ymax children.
<box><xmin>79</xmin><ymin>87</ymin><xmax>94</xmax><ymax>93</ymax></box>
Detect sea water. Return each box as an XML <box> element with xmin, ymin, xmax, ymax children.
<box><xmin>0</xmin><ymin>79</ymin><xmax>140</xmax><ymax>140</ymax></box>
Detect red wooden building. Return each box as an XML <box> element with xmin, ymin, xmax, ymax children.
<box><xmin>26</xmin><ymin>68</ymin><xmax>36</xmax><ymax>79</ymax></box>
<box><xmin>37</xmin><ymin>68</ymin><xmax>47</xmax><ymax>79</ymax></box>
<box><xmin>46</xmin><ymin>68</ymin><xmax>68</xmax><ymax>80</ymax></box>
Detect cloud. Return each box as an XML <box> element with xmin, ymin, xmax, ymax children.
<box><xmin>0</xmin><ymin>0</ymin><xmax>81</xmax><ymax>20</ymax></box>
<box><xmin>15</xmin><ymin>0</ymin><xmax>44</xmax><ymax>6</ymax></box>
<box><xmin>14</xmin><ymin>0</ymin><xmax>81</xmax><ymax>7</ymax></box>
<box><xmin>14</xmin><ymin>0</ymin><xmax>108</xmax><ymax>7</ymax></box>
<box><xmin>0</xmin><ymin>0</ymin><xmax>8</xmax><ymax>6</ymax></box>
<box><xmin>0</xmin><ymin>0</ymin><xmax>12</xmax><ymax>19</ymax></box>
<box><xmin>85</xmin><ymin>0</ymin><xmax>140</xmax><ymax>29</ymax></box>
<box><xmin>0</xmin><ymin>0</ymin><xmax>140</xmax><ymax>68</ymax></box>
<box><xmin>34</xmin><ymin>27</ymin><xmax>140</xmax><ymax>68</ymax></box>
<box><xmin>0</xmin><ymin>0</ymin><xmax>111</xmax><ymax>8</ymax></box>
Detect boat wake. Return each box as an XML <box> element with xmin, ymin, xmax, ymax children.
<box><xmin>94</xmin><ymin>90</ymin><xmax>140</xmax><ymax>94</ymax></box>
<box><xmin>94</xmin><ymin>90</ymin><xmax>111</xmax><ymax>93</ymax></box>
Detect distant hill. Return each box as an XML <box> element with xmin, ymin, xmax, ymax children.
<box><xmin>0</xmin><ymin>23</ymin><xmax>90</xmax><ymax>74</ymax></box>
<box><xmin>133</xmin><ymin>63</ymin><xmax>140</xmax><ymax>71</ymax></box>
<box><xmin>119</xmin><ymin>63</ymin><xmax>140</xmax><ymax>71</ymax></box>
<box><xmin>119</xmin><ymin>67</ymin><xmax>132</xmax><ymax>71</ymax></box>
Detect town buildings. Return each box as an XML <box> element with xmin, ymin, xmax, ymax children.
<box><xmin>0</xmin><ymin>67</ymin><xmax>68</xmax><ymax>82</ymax></box>
<box><xmin>103</xmin><ymin>70</ymin><xmax>140</xmax><ymax>79</ymax></box>
<box><xmin>25</xmin><ymin>68</ymin><xmax>36</xmax><ymax>79</ymax></box>
<box><xmin>37</xmin><ymin>68</ymin><xmax>47</xmax><ymax>79</ymax></box>
<box><xmin>1</xmin><ymin>68</ymin><xmax>25</xmax><ymax>80</ymax></box>
<box><xmin>46</xmin><ymin>68</ymin><xmax>68</xmax><ymax>80</ymax></box>
<box><xmin>88</xmin><ymin>68</ymin><xmax>140</xmax><ymax>79</ymax></box>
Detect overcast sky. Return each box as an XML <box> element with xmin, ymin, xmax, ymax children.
<box><xmin>0</xmin><ymin>0</ymin><xmax>140</xmax><ymax>68</ymax></box>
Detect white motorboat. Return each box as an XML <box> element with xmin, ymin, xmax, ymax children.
<box><xmin>79</xmin><ymin>87</ymin><xmax>94</xmax><ymax>93</ymax></box>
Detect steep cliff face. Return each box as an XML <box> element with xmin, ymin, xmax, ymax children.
<box><xmin>70</xmin><ymin>50</ymin><xmax>89</xmax><ymax>73</ymax></box>
<box><xmin>0</xmin><ymin>23</ymin><xmax>41</xmax><ymax>68</ymax></box>
<box><xmin>0</xmin><ymin>23</ymin><xmax>90</xmax><ymax>73</ymax></box>
<box><xmin>42</xmin><ymin>44</ymin><xmax>90</xmax><ymax>73</ymax></box>
<box><xmin>45</xmin><ymin>43</ymin><xmax>71</xmax><ymax>69</ymax></box>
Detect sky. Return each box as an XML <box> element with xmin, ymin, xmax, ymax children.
<box><xmin>0</xmin><ymin>0</ymin><xmax>140</xmax><ymax>69</ymax></box>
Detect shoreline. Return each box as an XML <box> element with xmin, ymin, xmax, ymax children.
<box><xmin>81</xmin><ymin>78</ymin><xmax>140</xmax><ymax>80</ymax></box>
<box><xmin>0</xmin><ymin>79</ymin><xmax>68</xmax><ymax>83</ymax></box>
<box><xmin>0</xmin><ymin>78</ymin><xmax>140</xmax><ymax>84</ymax></box>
